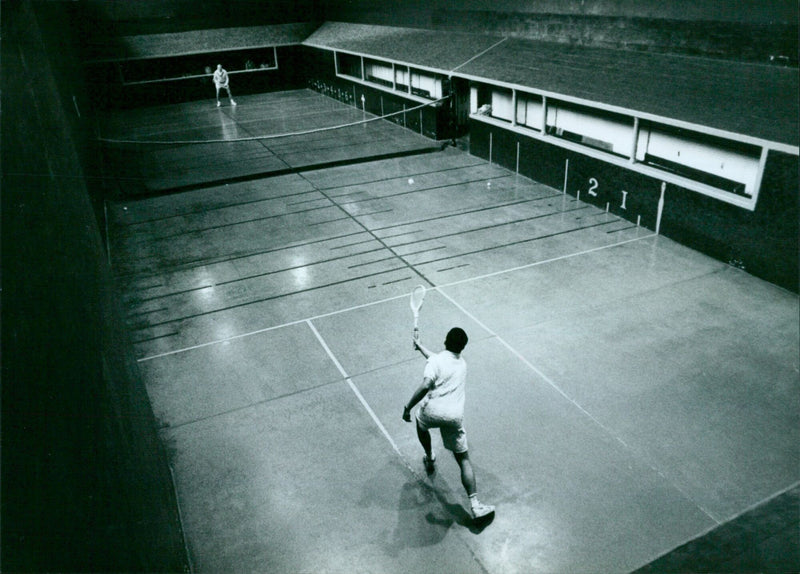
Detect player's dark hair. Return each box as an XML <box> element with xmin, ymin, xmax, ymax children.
<box><xmin>445</xmin><ymin>327</ymin><xmax>468</xmax><ymax>353</ymax></box>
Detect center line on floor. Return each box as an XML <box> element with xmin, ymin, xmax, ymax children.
<box><xmin>306</xmin><ymin>319</ymin><xmax>406</xmax><ymax>461</ymax></box>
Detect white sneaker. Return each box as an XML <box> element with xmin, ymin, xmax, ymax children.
<box><xmin>471</xmin><ymin>500</ymin><xmax>495</xmax><ymax>519</ymax></box>
<box><xmin>231</xmin><ymin>100</ymin><xmax>237</xmax><ymax>106</ymax></box>
<box><xmin>216</xmin><ymin>101</ymin><xmax>221</xmax><ymax>107</ymax></box>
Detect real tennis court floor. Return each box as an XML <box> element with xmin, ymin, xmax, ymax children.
<box><xmin>103</xmin><ymin>91</ymin><xmax>799</xmax><ymax>573</ymax></box>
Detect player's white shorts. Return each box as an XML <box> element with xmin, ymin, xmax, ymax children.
<box><xmin>416</xmin><ymin>411</ymin><xmax>468</xmax><ymax>453</ymax></box>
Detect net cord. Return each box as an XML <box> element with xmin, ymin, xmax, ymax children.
<box><xmin>98</xmin><ymin>95</ymin><xmax>450</xmax><ymax>146</ymax></box>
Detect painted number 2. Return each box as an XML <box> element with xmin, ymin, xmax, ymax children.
<box><xmin>585</xmin><ymin>177</ymin><xmax>628</xmax><ymax>210</ymax></box>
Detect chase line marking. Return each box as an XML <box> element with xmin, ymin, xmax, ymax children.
<box><xmin>138</xmin><ymin>234</ymin><xmax>656</xmax><ymax>362</ymax></box>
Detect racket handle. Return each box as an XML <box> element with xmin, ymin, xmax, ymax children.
<box><xmin>413</xmin><ymin>327</ymin><xmax>419</xmax><ymax>349</ymax></box>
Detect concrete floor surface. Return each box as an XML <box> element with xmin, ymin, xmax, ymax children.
<box><xmin>105</xmin><ymin>91</ymin><xmax>799</xmax><ymax>573</ymax></box>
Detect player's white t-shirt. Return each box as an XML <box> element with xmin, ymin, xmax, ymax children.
<box><xmin>419</xmin><ymin>350</ymin><xmax>466</xmax><ymax>422</ymax></box>
<box><xmin>213</xmin><ymin>69</ymin><xmax>228</xmax><ymax>88</ymax></box>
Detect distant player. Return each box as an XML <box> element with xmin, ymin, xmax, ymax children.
<box><xmin>402</xmin><ymin>327</ymin><xmax>495</xmax><ymax>520</ymax></box>
<box><xmin>213</xmin><ymin>64</ymin><xmax>236</xmax><ymax>107</ymax></box>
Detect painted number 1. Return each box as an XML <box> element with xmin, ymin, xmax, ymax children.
<box><xmin>586</xmin><ymin>177</ymin><xmax>628</xmax><ymax>210</ymax></box>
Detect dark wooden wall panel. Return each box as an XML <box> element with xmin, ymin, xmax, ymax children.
<box><xmin>470</xmin><ymin>119</ymin><xmax>799</xmax><ymax>292</ymax></box>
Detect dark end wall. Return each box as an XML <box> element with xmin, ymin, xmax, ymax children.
<box><xmin>322</xmin><ymin>0</ymin><xmax>797</xmax><ymax>24</ymax></box>
<box><xmin>76</xmin><ymin>0</ymin><xmax>799</xmax><ymax>65</ymax></box>
<box><xmin>322</xmin><ymin>0</ymin><xmax>798</xmax><ymax>64</ymax></box>
<box><xmin>432</xmin><ymin>12</ymin><xmax>797</xmax><ymax>64</ymax></box>
<box><xmin>76</xmin><ymin>0</ymin><xmax>323</xmax><ymax>35</ymax></box>
<box><xmin>90</xmin><ymin>45</ymin><xmax>308</xmax><ymax>110</ymax></box>
<box><xmin>1</xmin><ymin>2</ymin><xmax>190</xmax><ymax>571</ymax></box>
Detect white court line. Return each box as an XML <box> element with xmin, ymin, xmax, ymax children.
<box><xmin>306</xmin><ymin>319</ymin><xmax>407</xmax><ymax>463</ymax></box>
<box><xmin>435</xmin><ymin>285</ymin><xmax>721</xmax><ymax>525</ymax></box>
<box><xmin>138</xmin><ymin>233</ymin><xmax>657</xmax><ymax>362</ymax></box>
<box><xmin>442</xmin><ymin>233</ymin><xmax>657</xmax><ymax>289</ymax></box>
<box><xmin>310</xmin><ymin>312</ymin><xmax>494</xmax><ymax>574</ymax></box>
<box><xmin>637</xmin><ymin>478</ymin><xmax>800</xmax><ymax>570</ymax></box>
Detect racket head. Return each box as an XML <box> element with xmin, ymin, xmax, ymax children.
<box><xmin>409</xmin><ymin>285</ymin><xmax>426</xmax><ymax>315</ymax></box>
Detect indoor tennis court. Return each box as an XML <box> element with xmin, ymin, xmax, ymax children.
<box><xmin>5</xmin><ymin>3</ymin><xmax>798</xmax><ymax>571</ymax></box>
<box><xmin>100</xmin><ymin>91</ymin><xmax>799</xmax><ymax>573</ymax></box>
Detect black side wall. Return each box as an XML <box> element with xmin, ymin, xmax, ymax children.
<box><xmin>470</xmin><ymin>120</ymin><xmax>799</xmax><ymax>292</ymax></box>
<box><xmin>1</xmin><ymin>2</ymin><xmax>189</xmax><ymax>571</ymax></box>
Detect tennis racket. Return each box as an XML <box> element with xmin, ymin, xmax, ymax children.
<box><xmin>409</xmin><ymin>285</ymin><xmax>426</xmax><ymax>348</ymax></box>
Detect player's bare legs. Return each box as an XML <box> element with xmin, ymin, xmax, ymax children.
<box><xmin>454</xmin><ymin>450</ymin><xmax>476</xmax><ymax>495</ymax></box>
<box><xmin>455</xmin><ymin>450</ymin><xmax>495</xmax><ymax>518</ymax></box>
<box><xmin>416</xmin><ymin>421</ymin><xmax>436</xmax><ymax>473</ymax></box>
<box><xmin>215</xmin><ymin>86</ymin><xmax>235</xmax><ymax>106</ymax></box>
<box><xmin>415</xmin><ymin>421</ymin><xmax>432</xmax><ymax>458</ymax></box>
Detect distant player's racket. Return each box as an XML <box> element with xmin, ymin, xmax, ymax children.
<box><xmin>409</xmin><ymin>285</ymin><xmax>426</xmax><ymax>348</ymax></box>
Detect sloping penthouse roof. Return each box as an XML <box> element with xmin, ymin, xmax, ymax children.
<box><xmin>303</xmin><ymin>22</ymin><xmax>506</xmax><ymax>74</ymax></box>
<box><xmin>304</xmin><ymin>22</ymin><xmax>799</xmax><ymax>148</ymax></box>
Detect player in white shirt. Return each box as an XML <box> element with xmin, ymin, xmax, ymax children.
<box><xmin>403</xmin><ymin>327</ymin><xmax>495</xmax><ymax>519</ymax></box>
<box><xmin>213</xmin><ymin>64</ymin><xmax>236</xmax><ymax>107</ymax></box>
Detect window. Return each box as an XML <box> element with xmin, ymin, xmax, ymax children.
<box><xmin>490</xmin><ymin>89</ymin><xmax>513</xmax><ymax>122</ymax></box>
<box><xmin>410</xmin><ymin>70</ymin><xmax>442</xmax><ymax>99</ymax></box>
<box><xmin>515</xmin><ymin>93</ymin><xmax>544</xmax><ymax>131</ymax></box>
<box><xmin>335</xmin><ymin>54</ymin><xmax>443</xmax><ymax>102</ymax></box>
<box><xmin>336</xmin><ymin>52</ymin><xmax>362</xmax><ymax>80</ymax></box>
<box><xmin>468</xmin><ymin>80</ymin><xmax>765</xmax><ymax>208</ymax></box>
<box><xmin>637</xmin><ymin>125</ymin><xmax>761</xmax><ymax>196</ymax></box>
<box><xmin>545</xmin><ymin>103</ymin><xmax>631</xmax><ymax>156</ymax></box>
<box><xmin>364</xmin><ymin>59</ymin><xmax>393</xmax><ymax>87</ymax></box>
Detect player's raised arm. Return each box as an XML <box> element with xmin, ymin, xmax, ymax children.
<box><xmin>413</xmin><ymin>336</ymin><xmax>432</xmax><ymax>359</ymax></box>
